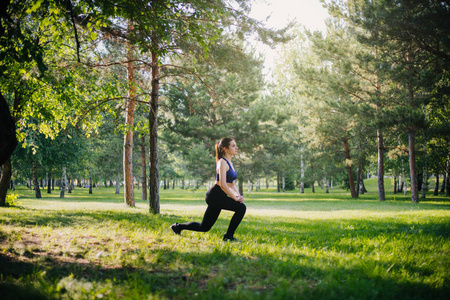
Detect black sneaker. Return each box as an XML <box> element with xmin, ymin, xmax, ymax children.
<box><xmin>223</xmin><ymin>235</ymin><xmax>239</xmax><ymax>242</ymax></box>
<box><xmin>170</xmin><ymin>223</ymin><xmax>181</xmax><ymax>235</ymax></box>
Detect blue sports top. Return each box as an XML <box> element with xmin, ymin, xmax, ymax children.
<box><xmin>216</xmin><ymin>158</ymin><xmax>238</xmax><ymax>183</ymax></box>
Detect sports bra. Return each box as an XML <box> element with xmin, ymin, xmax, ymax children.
<box><xmin>216</xmin><ymin>158</ymin><xmax>238</xmax><ymax>183</ymax></box>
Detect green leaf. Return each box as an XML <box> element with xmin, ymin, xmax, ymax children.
<box><xmin>26</xmin><ymin>0</ymin><xmax>44</xmax><ymax>14</ymax></box>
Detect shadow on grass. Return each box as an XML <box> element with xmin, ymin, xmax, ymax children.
<box><xmin>1</xmin><ymin>242</ymin><xmax>448</xmax><ymax>300</ymax></box>
<box><xmin>2</xmin><ymin>198</ymin><xmax>450</xmax><ymax>299</ymax></box>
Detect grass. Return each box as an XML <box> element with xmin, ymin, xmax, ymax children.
<box><xmin>1</xmin><ymin>178</ymin><xmax>449</xmax><ymax>299</ymax></box>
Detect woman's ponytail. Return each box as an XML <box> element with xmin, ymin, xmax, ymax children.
<box><xmin>215</xmin><ymin>138</ymin><xmax>234</xmax><ymax>162</ymax></box>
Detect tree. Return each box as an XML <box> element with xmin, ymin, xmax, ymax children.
<box><xmin>326</xmin><ymin>0</ymin><xmax>450</xmax><ymax>203</ymax></box>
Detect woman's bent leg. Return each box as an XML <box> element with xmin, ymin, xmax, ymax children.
<box><xmin>221</xmin><ymin>200</ymin><xmax>246</xmax><ymax>237</ymax></box>
<box><xmin>208</xmin><ymin>185</ymin><xmax>246</xmax><ymax>237</ymax></box>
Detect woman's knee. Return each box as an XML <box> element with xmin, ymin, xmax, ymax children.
<box><xmin>239</xmin><ymin>203</ymin><xmax>246</xmax><ymax>214</ymax></box>
<box><xmin>199</xmin><ymin>224</ymin><xmax>213</xmax><ymax>232</ymax></box>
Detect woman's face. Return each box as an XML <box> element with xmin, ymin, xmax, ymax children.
<box><xmin>225</xmin><ymin>140</ymin><xmax>238</xmax><ymax>156</ymax></box>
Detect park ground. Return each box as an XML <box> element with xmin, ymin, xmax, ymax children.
<box><xmin>0</xmin><ymin>178</ymin><xmax>449</xmax><ymax>299</ymax></box>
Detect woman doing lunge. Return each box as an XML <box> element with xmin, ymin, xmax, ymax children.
<box><xmin>170</xmin><ymin>138</ymin><xmax>246</xmax><ymax>241</ymax></box>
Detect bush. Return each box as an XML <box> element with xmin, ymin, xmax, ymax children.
<box><xmin>6</xmin><ymin>193</ymin><xmax>19</xmax><ymax>207</ymax></box>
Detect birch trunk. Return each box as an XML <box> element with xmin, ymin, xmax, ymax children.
<box><xmin>247</xmin><ymin>179</ymin><xmax>251</xmax><ymax>194</ymax></box>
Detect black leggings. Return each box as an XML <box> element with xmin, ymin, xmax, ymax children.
<box><xmin>178</xmin><ymin>185</ymin><xmax>246</xmax><ymax>236</ymax></box>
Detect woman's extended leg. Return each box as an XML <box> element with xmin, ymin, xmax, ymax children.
<box><xmin>176</xmin><ymin>205</ymin><xmax>221</xmax><ymax>232</ymax></box>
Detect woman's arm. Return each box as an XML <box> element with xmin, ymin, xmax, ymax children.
<box><xmin>231</xmin><ymin>182</ymin><xmax>244</xmax><ymax>202</ymax></box>
<box><xmin>217</xmin><ymin>159</ymin><xmax>241</xmax><ymax>201</ymax></box>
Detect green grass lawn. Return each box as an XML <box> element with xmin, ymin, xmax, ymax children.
<box><xmin>1</xmin><ymin>178</ymin><xmax>449</xmax><ymax>299</ymax></box>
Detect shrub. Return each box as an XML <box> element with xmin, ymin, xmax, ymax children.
<box><xmin>6</xmin><ymin>193</ymin><xmax>19</xmax><ymax>207</ymax></box>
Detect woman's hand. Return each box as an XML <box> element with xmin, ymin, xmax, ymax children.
<box><xmin>236</xmin><ymin>195</ymin><xmax>244</xmax><ymax>203</ymax></box>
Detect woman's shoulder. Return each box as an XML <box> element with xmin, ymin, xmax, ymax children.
<box><xmin>217</xmin><ymin>158</ymin><xmax>229</xmax><ymax>168</ymax></box>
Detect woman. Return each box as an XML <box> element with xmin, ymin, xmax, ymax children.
<box><xmin>170</xmin><ymin>138</ymin><xmax>246</xmax><ymax>241</ymax></box>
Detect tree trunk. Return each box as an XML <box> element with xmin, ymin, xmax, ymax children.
<box><xmin>394</xmin><ymin>175</ymin><xmax>397</xmax><ymax>194</ymax></box>
<box><xmin>10</xmin><ymin>172</ymin><xmax>15</xmax><ymax>191</ymax></box>
<box><xmin>60</xmin><ymin>166</ymin><xmax>66</xmax><ymax>198</ymax></box>
<box><xmin>115</xmin><ymin>174</ymin><xmax>120</xmax><ymax>194</ymax></box>
<box><xmin>0</xmin><ymin>158</ymin><xmax>12</xmax><ymax>206</ymax></box>
<box><xmin>247</xmin><ymin>179</ymin><xmax>251</xmax><ymax>194</ymax></box>
<box><xmin>398</xmin><ymin>172</ymin><xmax>406</xmax><ymax>193</ymax></box>
<box><xmin>356</xmin><ymin>163</ymin><xmax>361</xmax><ymax>198</ymax></box>
<box><xmin>434</xmin><ymin>173</ymin><xmax>439</xmax><ymax>196</ymax></box>
<box><xmin>358</xmin><ymin>171</ymin><xmax>364</xmax><ymax>195</ymax></box>
<box><xmin>140</xmin><ymin>135</ymin><xmax>148</xmax><ymax>200</ymax></box>
<box><xmin>33</xmin><ymin>161</ymin><xmax>41</xmax><ymax>198</ymax></box>
<box><xmin>276</xmin><ymin>173</ymin><xmax>280</xmax><ymax>192</ymax></box>
<box><xmin>68</xmin><ymin>178</ymin><xmax>72</xmax><ymax>193</ymax></box>
<box><xmin>300</xmin><ymin>152</ymin><xmax>305</xmax><ymax>193</ymax></box>
<box><xmin>47</xmin><ymin>171</ymin><xmax>52</xmax><ymax>194</ymax></box>
<box><xmin>421</xmin><ymin>143</ymin><xmax>427</xmax><ymax>199</ymax></box>
<box><xmin>344</xmin><ymin>140</ymin><xmax>357</xmax><ymax>198</ymax></box>
<box><xmin>282</xmin><ymin>175</ymin><xmax>285</xmax><ymax>192</ymax></box>
<box><xmin>256</xmin><ymin>178</ymin><xmax>260</xmax><ymax>191</ymax></box>
<box><xmin>403</xmin><ymin>172</ymin><xmax>407</xmax><ymax>195</ymax></box>
<box><xmin>123</xmin><ymin>30</ymin><xmax>136</xmax><ymax>207</ymax></box>
<box><xmin>325</xmin><ymin>177</ymin><xmax>329</xmax><ymax>193</ymax></box>
<box><xmin>361</xmin><ymin>176</ymin><xmax>367</xmax><ymax>193</ymax></box>
<box><xmin>266</xmin><ymin>178</ymin><xmax>269</xmax><ymax>189</ymax></box>
<box><xmin>0</xmin><ymin>91</ymin><xmax>18</xmax><ymax>166</ymax></box>
<box><xmin>441</xmin><ymin>168</ymin><xmax>447</xmax><ymax>193</ymax></box>
<box><xmin>311</xmin><ymin>180</ymin><xmax>315</xmax><ymax>193</ymax></box>
<box><xmin>239</xmin><ymin>180</ymin><xmax>243</xmax><ymax>196</ymax></box>
<box><xmin>446</xmin><ymin>162</ymin><xmax>450</xmax><ymax>197</ymax></box>
<box><xmin>89</xmin><ymin>164</ymin><xmax>93</xmax><ymax>194</ymax></box>
<box><xmin>408</xmin><ymin>129</ymin><xmax>419</xmax><ymax>203</ymax></box>
<box><xmin>149</xmin><ymin>45</ymin><xmax>160</xmax><ymax>214</ymax></box>
<box><xmin>441</xmin><ymin>173</ymin><xmax>446</xmax><ymax>193</ymax></box>
<box><xmin>377</xmin><ymin>129</ymin><xmax>385</xmax><ymax>201</ymax></box>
